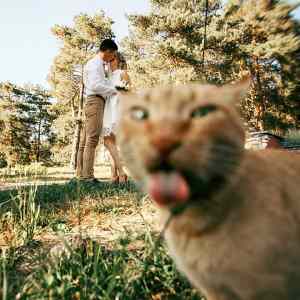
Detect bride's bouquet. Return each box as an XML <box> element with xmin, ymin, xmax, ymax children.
<box><xmin>115</xmin><ymin>79</ymin><xmax>130</xmax><ymax>92</ymax></box>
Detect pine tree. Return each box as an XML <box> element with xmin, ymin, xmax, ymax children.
<box><xmin>48</xmin><ymin>12</ymin><xmax>115</xmax><ymax>168</ymax></box>
<box><xmin>0</xmin><ymin>82</ymin><xmax>55</xmax><ymax>166</ymax></box>
<box><xmin>124</xmin><ymin>0</ymin><xmax>300</xmax><ymax>132</ymax></box>
<box><xmin>122</xmin><ymin>0</ymin><xmax>222</xmax><ymax>89</ymax></box>
<box><xmin>214</xmin><ymin>0</ymin><xmax>300</xmax><ymax>131</ymax></box>
<box><xmin>22</xmin><ymin>84</ymin><xmax>56</xmax><ymax>162</ymax></box>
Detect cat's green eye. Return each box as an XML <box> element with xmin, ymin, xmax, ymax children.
<box><xmin>190</xmin><ymin>105</ymin><xmax>217</xmax><ymax>118</ymax></box>
<box><xmin>130</xmin><ymin>106</ymin><xmax>149</xmax><ymax>121</ymax></box>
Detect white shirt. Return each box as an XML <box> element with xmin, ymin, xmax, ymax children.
<box><xmin>83</xmin><ymin>55</ymin><xmax>117</xmax><ymax>99</ymax></box>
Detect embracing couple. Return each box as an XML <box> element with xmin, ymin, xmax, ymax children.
<box><xmin>76</xmin><ymin>39</ymin><xmax>129</xmax><ymax>184</ymax></box>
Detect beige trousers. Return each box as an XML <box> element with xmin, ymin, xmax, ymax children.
<box><xmin>76</xmin><ymin>95</ymin><xmax>105</xmax><ymax>179</ymax></box>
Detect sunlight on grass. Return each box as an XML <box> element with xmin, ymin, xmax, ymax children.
<box><xmin>0</xmin><ymin>174</ymin><xmax>203</xmax><ymax>299</ymax></box>
<box><xmin>0</xmin><ymin>163</ymin><xmax>48</xmax><ymax>180</ymax></box>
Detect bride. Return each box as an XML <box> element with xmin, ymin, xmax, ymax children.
<box><xmin>102</xmin><ymin>52</ymin><xmax>130</xmax><ymax>183</ymax></box>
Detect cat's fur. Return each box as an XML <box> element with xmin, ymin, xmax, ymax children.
<box><xmin>117</xmin><ymin>80</ymin><xmax>300</xmax><ymax>300</ymax></box>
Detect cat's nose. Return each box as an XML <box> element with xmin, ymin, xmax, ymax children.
<box><xmin>150</xmin><ymin>131</ymin><xmax>181</xmax><ymax>156</ymax></box>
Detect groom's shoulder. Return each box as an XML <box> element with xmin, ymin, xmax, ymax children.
<box><xmin>86</xmin><ymin>56</ymin><xmax>101</xmax><ymax>68</ymax></box>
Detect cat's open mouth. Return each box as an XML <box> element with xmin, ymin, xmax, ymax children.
<box><xmin>147</xmin><ymin>160</ymin><xmax>225</xmax><ymax>208</ymax></box>
<box><xmin>147</xmin><ymin>171</ymin><xmax>190</xmax><ymax>206</ymax></box>
<box><xmin>147</xmin><ymin>160</ymin><xmax>192</xmax><ymax>207</ymax></box>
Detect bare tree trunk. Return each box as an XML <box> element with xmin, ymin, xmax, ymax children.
<box><xmin>69</xmin><ymin>70</ymin><xmax>85</xmax><ymax>170</ymax></box>
<box><xmin>69</xmin><ymin>117</ymin><xmax>82</xmax><ymax>170</ymax></box>
<box><xmin>36</xmin><ymin>119</ymin><xmax>41</xmax><ymax>162</ymax></box>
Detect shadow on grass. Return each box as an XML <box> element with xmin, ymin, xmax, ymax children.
<box><xmin>0</xmin><ymin>180</ymin><xmax>140</xmax><ymax>209</ymax></box>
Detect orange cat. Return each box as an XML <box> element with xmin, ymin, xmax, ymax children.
<box><xmin>117</xmin><ymin>80</ymin><xmax>300</xmax><ymax>300</ymax></box>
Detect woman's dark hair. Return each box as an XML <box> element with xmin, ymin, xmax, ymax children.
<box><xmin>99</xmin><ymin>39</ymin><xmax>118</xmax><ymax>52</ymax></box>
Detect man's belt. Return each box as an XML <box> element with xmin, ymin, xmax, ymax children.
<box><xmin>86</xmin><ymin>94</ymin><xmax>105</xmax><ymax>100</ymax></box>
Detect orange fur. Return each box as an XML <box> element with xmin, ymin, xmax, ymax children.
<box><xmin>117</xmin><ymin>81</ymin><xmax>300</xmax><ymax>300</ymax></box>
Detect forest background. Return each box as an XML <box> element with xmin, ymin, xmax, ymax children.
<box><xmin>0</xmin><ymin>0</ymin><xmax>299</xmax><ymax>168</ymax></box>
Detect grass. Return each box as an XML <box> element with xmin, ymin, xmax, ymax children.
<box><xmin>3</xmin><ymin>185</ymin><xmax>40</xmax><ymax>247</ymax></box>
<box><xmin>0</xmin><ymin>163</ymin><xmax>48</xmax><ymax>179</ymax></box>
<box><xmin>17</xmin><ymin>234</ymin><xmax>201</xmax><ymax>299</ymax></box>
<box><xmin>0</xmin><ymin>166</ymin><xmax>203</xmax><ymax>299</ymax></box>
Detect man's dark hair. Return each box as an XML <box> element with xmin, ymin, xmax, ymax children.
<box><xmin>99</xmin><ymin>39</ymin><xmax>118</xmax><ymax>52</ymax></box>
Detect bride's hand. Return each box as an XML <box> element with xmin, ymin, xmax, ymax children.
<box><xmin>121</xmin><ymin>70</ymin><xmax>130</xmax><ymax>84</ymax></box>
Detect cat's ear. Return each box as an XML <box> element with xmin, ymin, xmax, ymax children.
<box><xmin>224</xmin><ymin>76</ymin><xmax>252</xmax><ymax>104</ymax></box>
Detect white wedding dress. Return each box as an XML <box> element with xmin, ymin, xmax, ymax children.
<box><xmin>102</xmin><ymin>69</ymin><xmax>124</xmax><ymax>136</ymax></box>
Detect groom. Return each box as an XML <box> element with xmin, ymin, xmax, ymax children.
<box><xmin>76</xmin><ymin>39</ymin><xmax>118</xmax><ymax>183</ymax></box>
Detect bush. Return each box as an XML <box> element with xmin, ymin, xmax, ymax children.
<box><xmin>50</xmin><ymin>144</ymin><xmax>72</xmax><ymax>166</ymax></box>
<box><xmin>0</xmin><ymin>152</ymin><xmax>8</xmax><ymax>168</ymax></box>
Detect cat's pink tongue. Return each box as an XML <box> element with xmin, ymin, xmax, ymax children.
<box><xmin>148</xmin><ymin>172</ymin><xmax>190</xmax><ymax>206</ymax></box>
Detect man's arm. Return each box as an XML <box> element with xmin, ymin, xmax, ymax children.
<box><xmin>85</xmin><ymin>62</ymin><xmax>117</xmax><ymax>98</ymax></box>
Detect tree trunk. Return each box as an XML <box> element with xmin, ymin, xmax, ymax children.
<box><xmin>254</xmin><ymin>59</ymin><xmax>266</xmax><ymax>130</ymax></box>
<box><xmin>69</xmin><ymin>118</ymin><xmax>82</xmax><ymax>170</ymax></box>
<box><xmin>36</xmin><ymin>119</ymin><xmax>41</xmax><ymax>162</ymax></box>
<box><xmin>249</xmin><ymin>57</ymin><xmax>266</xmax><ymax>130</ymax></box>
<box><xmin>69</xmin><ymin>73</ymin><xmax>85</xmax><ymax>170</ymax></box>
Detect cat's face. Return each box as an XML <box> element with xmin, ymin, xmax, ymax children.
<box><xmin>118</xmin><ymin>81</ymin><xmax>249</xmax><ymax>209</ymax></box>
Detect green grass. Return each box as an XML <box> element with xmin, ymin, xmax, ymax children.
<box><xmin>0</xmin><ymin>180</ymin><xmax>138</xmax><ymax>204</ymax></box>
<box><xmin>4</xmin><ymin>185</ymin><xmax>40</xmax><ymax>246</ymax></box>
<box><xmin>17</xmin><ymin>234</ymin><xmax>201</xmax><ymax>300</ymax></box>
<box><xmin>0</xmin><ymin>174</ymin><xmax>203</xmax><ymax>299</ymax></box>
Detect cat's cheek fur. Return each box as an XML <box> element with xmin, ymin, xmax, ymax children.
<box><xmin>118</xmin><ymin>82</ymin><xmax>300</xmax><ymax>300</ymax></box>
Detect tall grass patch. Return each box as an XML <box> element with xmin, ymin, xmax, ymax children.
<box><xmin>19</xmin><ymin>233</ymin><xmax>202</xmax><ymax>300</ymax></box>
